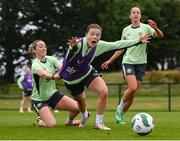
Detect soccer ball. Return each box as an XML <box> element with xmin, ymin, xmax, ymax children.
<box><xmin>131</xmin><ymin>112</ymin><xmax>154</xmax><ymax>136</ymax></box>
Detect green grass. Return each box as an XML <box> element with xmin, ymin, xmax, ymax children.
<box><xmin>0</xmin><ymin>96</ymin><xmax>180</xmax><ymax>140</ymax></box>
<box><xmin>0</xmin><ymin>110</ymin><xmax>180</xmax><ymax>140</ymax></box>
<box><xmin>1</xmin><ymin>95</ymin><xmax>180</xmax><ymax>111</ymax></box>
<box><xmin>0</xmin><ymin>70</ymin><xmax>180</xmax><ymax>140</ymax></box>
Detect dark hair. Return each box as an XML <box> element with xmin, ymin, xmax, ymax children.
<box><xmin>86</xmin><ymin>24</ymin><xmax>102</xmax><ymax>33</ymax></box>
<box><xmin>129</xmin><ymin>7</ymin><xmax>141</xmax><ymax>15</ymax></box>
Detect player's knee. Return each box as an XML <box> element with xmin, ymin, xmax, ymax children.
<box><xmin>129</xmin><ymin>85</ymin><xmax>138</xmax><ymax>93</ymax></box>
<box><xmin>100</xmin><ymin>88</ymin><xmax>109</xmax><ymax>98</ymax></box>
<box><xmin>46</xmin><ymin>120</ymin><xmax>57</xmax><ymax>128</ymax></box>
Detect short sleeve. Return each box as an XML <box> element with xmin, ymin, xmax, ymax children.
<box><xmin>50</xmin><ymin>56</ymin><xmax>60</xmax><ymax>68</ymax></box>
<box><xmin>147</xmin><ymin>25</ymin><xmax>155</xmax><ymax>37</ymax></box>
<box><xmin>31</xmin><ymin>60</ymin><xmax>43</xmax><ymax>74</ymax></box>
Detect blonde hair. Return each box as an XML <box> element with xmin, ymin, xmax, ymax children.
<box><xmin>28</xmin><ymin>40</ymin><xmax>42</xmax><ymax>58</ymax></box>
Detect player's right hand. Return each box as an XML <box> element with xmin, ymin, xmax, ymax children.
<box><xmin>140</xmin><ymin>34</ymin><xmax>151</xmax><ymax>43</ymax></box>
<box><xmin>101</xmin><ymin>60</ymin><xmax>111</xmax><ymax>70</ymax></box>
<box><xmin>53</xmin><ymin>73</ymin><xmax>61</xmax><ymax>80</ymax></box>
<box><xmin>67</xmin><ymin>37</ymin><xmax>79</xmax><ymax>47</ymax></box>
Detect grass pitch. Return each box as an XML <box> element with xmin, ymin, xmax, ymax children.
<box><xmin>0</xmin><ymin>109</ymin><xmax>180</xmax><ymax>140</ymax></box>
<box><xmin>1</xmin><ymin>71</ymin><xmax>180</xmax><ymax>140</ymax></box>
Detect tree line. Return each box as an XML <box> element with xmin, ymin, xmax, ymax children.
<box><xmin>0</xmin><ymin>0</ymin><xmax>180</xmax><ymax>82</ymax></box>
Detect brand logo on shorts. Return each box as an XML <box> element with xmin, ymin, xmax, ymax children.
<box><xmin>127</xmin><ymin>68</ymin><xmax>132</xmax><ymax>74</ymax></box>
<box><xmin>37</xmin><ymin>103</ymin><xmax>43</xmax><ymax>108</ymax></box>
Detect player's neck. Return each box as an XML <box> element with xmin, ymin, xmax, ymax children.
<box><xmin>37</xmin><ymin>56</ymin><xmax>46</xmax><ymax>62</ymax></box>
<box><xmin>131</xmin><ymin>21</ymin><xmax>140</xmax><ymax>28</ymax></box>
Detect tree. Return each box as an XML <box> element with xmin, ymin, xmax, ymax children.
<box><xmin>0</xmin><ymin>0</ymin><xmax>180</xmax><ymax>83</ymax></box>
<box><xmin>0</xmin><ymin>0</ymin><xmax>24</xmax><ymax>82</ymax></box>
<box><xmin>0</xmin><ymin>0</ymin><xmax>101</xmax><ymax>82</ymax></box>
<box><xmin>93</xmin><ymin>0</ymin><xmax>180</xmax><ymax>71</ymax></box>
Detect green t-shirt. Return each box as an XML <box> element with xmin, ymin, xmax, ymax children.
<box><xmin>31</xmin><ymin>56</ymin><xmax>60</xmax><ymax>101</ymax></box>
<box><xmin>63</xmin><ymin>37</ymin><xmax>140</xmax><ymax>84</ymax></box>
<box><xmin>122</xmin><ymin>23</ymin><xmax>155</xmax><ymax>64</ymax></box>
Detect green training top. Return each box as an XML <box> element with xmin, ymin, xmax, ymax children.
<box><xmin>31</xmin><ymin>56</ymin><xmax>60</xmax><ymax>101</ymax></box>
<box><xmin>122</xmin><ymin>23</ymin><xmax>155</xmax><ymax>64</ymax></box>
<box><xmin>63</xmin><ymin>37</ymin><xmax>141</xmax><ymax>84</ymax></box>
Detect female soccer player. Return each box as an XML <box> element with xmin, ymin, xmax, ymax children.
<box><xmin>101</xmin><ymin>7</ymin><xmax>164</xmax><ymax>124</ymax></box>
<box><xmin>59</xmin><ymin>23</ymin><xmax>151</xmax><ymax>130</ymax></box>
<box><xmin>28</xmin><ymin>40</ymin><xmax>80</xmax><ymax>127</ymax></box>
<box><xmin>17</xmin><ymin>66</ymin><xmax>33</xmax><ymax>113</ymax></box>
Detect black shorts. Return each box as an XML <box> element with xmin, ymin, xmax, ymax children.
<box><xmin>23</xmin><ymin>89</ymin><xmax>32</xmax><ymax>97</ymax></box>
<box><xmin>122</xmin><ymin>63</ymin><xmax>146</xmax><ymax>81</ymax></box>
<box><xmin>32</xmin><ymin>91</ymin><xmax>64</xmax><ymax>113</ymax></box>
<box><xmin>65</xmin><ymin>69</ymin><xmax>100</xmax><ymax>96</ymax></box>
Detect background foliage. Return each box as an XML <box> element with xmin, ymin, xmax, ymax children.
<box><xmin>0</xmin><ymin>0</ymin><xmax>180</xmax><ymax>82</ymax></box>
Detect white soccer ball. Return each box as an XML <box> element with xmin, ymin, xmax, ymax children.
<box><xmin>131</xmin><ymin>112</ymin><xmax>154</xmax><ymax>136</ymax></box>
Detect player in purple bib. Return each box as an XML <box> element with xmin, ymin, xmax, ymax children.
<box><xmin>59</xmin><ymin>24</ymin><xmax>150</xmax><ymax>130</ymax></box>
<box><xmin>17</xmin><ymin>66</ymin><xmax>33</xmax><ymax>113</ymax></box>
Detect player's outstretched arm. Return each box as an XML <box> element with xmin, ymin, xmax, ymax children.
<box><xmin>101</xmin><ymin>34</ymin><xmax>151</xmax><ymax>70</ymax></box>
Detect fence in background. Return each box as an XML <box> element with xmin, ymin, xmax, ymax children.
<box><xmin>0</xmin><ymin>82</ymin><xmax>179</xmax><ymax>111</ymax></box>
<box><xmin>107</xmin><ymin>82</ymin><xmax>180</xmax><ymax>112</ymax></box>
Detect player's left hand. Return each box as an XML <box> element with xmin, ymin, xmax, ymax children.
<box><xmin>148</xmin><ymin>19</ymin><xmax>157</xmax><ymax>29</ymax></box>
<box><xmin>101</xmin><ymin>60</ymin><xmax>111</xmax><ymax>70</ymax></box>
